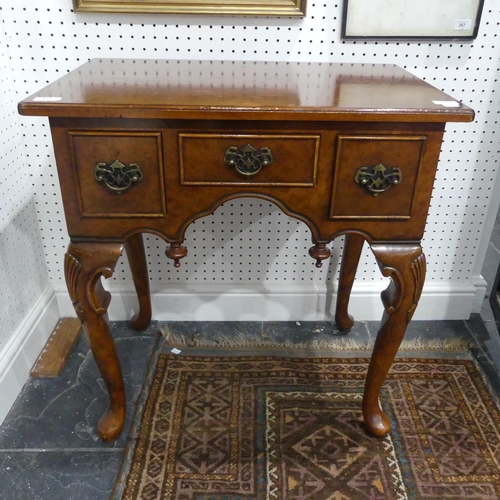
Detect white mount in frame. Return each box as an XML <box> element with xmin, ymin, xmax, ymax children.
<box><xmin>342</xmin><ymin>0</ymin><xmax>484</xmax><ymax>40</ymax></box>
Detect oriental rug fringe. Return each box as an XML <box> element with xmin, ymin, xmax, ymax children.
<box><xmin>112</xmin><ymin>353</ymin><xmax>500</xmax><ymax>499</ymax></box>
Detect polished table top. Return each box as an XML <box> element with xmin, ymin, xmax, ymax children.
<box><xmin>19</xmin><ymin>59</ymin><xmax>473</xmax><ymax>123</ymax></box>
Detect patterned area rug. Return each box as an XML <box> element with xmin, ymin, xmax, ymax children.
<box><xmin>112</xmin><ymin>353</ymin><xmax>500</xmax><ymax>499</ymax></box>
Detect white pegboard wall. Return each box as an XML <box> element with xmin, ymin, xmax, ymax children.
<box><xmin>1</xmin><ymin>1</ymin><xmax>499</xmax><ymax>318</ymax></box>
<box><xmin>0</xmin><ymin>19</ymin><xmax>30</xmax><ymax>230</ymax></box>
<box><xmin>0</xmin><ymin>199</ymin><xmax>49</xmax><ymax>349</ymax></box>
<box><xmin>0</xmin><ymin>16</ymin><xmax>48</xmax><ymax>351</ymax></box>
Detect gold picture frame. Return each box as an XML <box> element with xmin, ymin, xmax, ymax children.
<box><xmin>73</xmin><ymin>0</ymin><xmax>307</xmax><ymax>16</ymax></box>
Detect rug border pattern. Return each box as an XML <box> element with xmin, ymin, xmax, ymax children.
<box><xmin>112</xmin><ymin>349</ymin><xmax>500</xmax><ymax>500</ymax></box>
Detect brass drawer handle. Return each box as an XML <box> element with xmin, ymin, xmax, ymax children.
<box><xmin>224</xmin><ymin>144</ymin><xmax>273</xmax><ymax>177</ymax></box>
<box><xmin>94</xmin><ymin>159</ymin><xmax>143</xmax><ymax>194</ymax></box>
<box><xmin>354</xmin><ymin>163</ymin><xmax>402</xmax><ymax>196</ymax></box>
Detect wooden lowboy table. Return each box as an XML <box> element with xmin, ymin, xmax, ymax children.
<box><xmin>19</xmin><ymin>59</ymin><xmax>473</xmax><ymax>442</ymax></box>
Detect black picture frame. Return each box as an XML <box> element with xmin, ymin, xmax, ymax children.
<box><xmin>342</xmin><ymin>0</ymin><xmax>485</xmax><ymax>41</ymax></box>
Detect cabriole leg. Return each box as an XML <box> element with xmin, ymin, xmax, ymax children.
<box><xmin>65</xmin><ymin>241</ymin><xmax>125</xmax><ymax>442</ymax></box>
<box><xmin>124</xmin><ymin>233</ymin><xmax>152</xmax><ymax>331</ymax></box>
<box><xmin>363</xmin><ymin>243</ymin><xmax>426</xmax><ymax>437</ymax></box>
<box><xmin>335</xmin><ymin>233</ymin><xmax>365</xmax><ymax>332</ymax></box>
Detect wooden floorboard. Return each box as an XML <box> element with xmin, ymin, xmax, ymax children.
<box><xmin>30</xmin><ymin>318</ymin><xmax>82</xmax><ymax>378</ymax></box>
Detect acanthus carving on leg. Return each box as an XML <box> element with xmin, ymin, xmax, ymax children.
<box><xmin>377</xmin><ymin>250</ymin><xmax>426</xmax><ymax>321</ymax></box>
<box><xmin>64</xmin><ymin>241</ymin><xmax>125</xmax><ymax>442</ymax></box>
<box><xmin>363</xmin><ymin>244</ymin><xmax>425</xmax><ymax>437</ymax></box>
<box><xmin>407</xmin><ymin>252</ymin><xmax>426</xmax><ymax>323</ymax></box>
<box><xmin>65</xmin><ymin>252</ymin><xmax>85</xmax><ymax>321</ymax></box>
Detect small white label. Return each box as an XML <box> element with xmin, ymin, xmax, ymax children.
<box><xmin>171</xmin><ymin>348</ymin><xmax>182</xmax><ymax>355</ymax></box>
<box><xmin>33</xmin><ymin>96</ymin><xmax>62</xmax><ymax>102</ymax></box>
<box><xmin>432</xmin><ymin>100</ymin><xmax>461</xmax><ymax>108</ymax></box>
<box><xmin>454</xmin><ymin>19</ymin><xmax>472</xmax><ymax>31</ymax></box>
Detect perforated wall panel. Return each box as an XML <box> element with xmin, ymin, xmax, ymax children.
<box><xmin>1</xmin><ymin>1</ymin><xmax>499</xmax><ymax>319</ymax></box>
<box><xmin>0</xmin><ymin>16</ymin><xmax>48</xmax><ymax>349</ymax></box>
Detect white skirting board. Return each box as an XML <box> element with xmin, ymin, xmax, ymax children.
<box><xmin>0</xmin><ymin>286</ymin><xmax>59</xmax><ymax>426</ymax></box>
<box><xmin>54</xmin><ymin>280</ymin><xmax>486</xmax><ymax>322</ymax></box>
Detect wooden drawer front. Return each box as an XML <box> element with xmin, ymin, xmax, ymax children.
<box><xmin>69</xmin><ymin>131</ymin><xmax>166</xmax><ymax>218</ymax></box>
<box><xmin>179</xmin><ymin>133</ymin><xmax>320</xmax><ymax>186</ymax></box>
<box><xmin>330</xmin><ymin>135</ymin><xmax>426</xmax><ymax>220</ymax></box>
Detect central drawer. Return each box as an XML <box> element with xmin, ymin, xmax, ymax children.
<box><xmin>179</xmin><ymin>133</ymin><xmax>320</xmax><ymax>186</ymax></box>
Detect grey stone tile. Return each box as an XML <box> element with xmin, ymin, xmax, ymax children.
<box><xmin>109</xmin><ymin>320</ymin><xmax>160</xmax><ymax>340</ymax></box>
<box><xmin>468</xmin><ymin>311</ymin><xmax>495</xmax><ymax>343</ymax></box>
<box><xmin>262</xmin><ymin>320</ymin><xmax>371</xmax><ymax>343</ymax></box>
<box><xmin>482</xmin><ymin>242</ymin><xmax>500</xmax><ymax>297</ymax></box>
<box><xmin>366</xmin><ymin>319</ymin><xmax>475</xmax><ymax>343</ymax></box>
<box><xmin>0</xmin><ymin>324</ymin><xmax>160</xmax><ymax>450</ymax></box>
<box><xmin>469</xmin><ymin>346</ymin><xmax>500</xmax><ymax>398</ymax></box>
<box><xmin>0</xmin><ymin>450</ymin><xmax>122</xmax><ymax>500</ymax></box>
<box><xmin>489</xmin><ymin>215</ymin><xmax>500</xmax><ymax>253</ymax></box>
<box><xmin>164</xmin><ymin>320</ymin><xmax>264</xmax><ymax>346</ymax></box>
<box><xmin>470</xmin><ymin>308</ymin><xmax>500</xmax><ymax>385</ymax></box>
<box><xmin>407</xmin><ymin>319</ymin><xmax>474</xmax><ymax>340</ymax></box>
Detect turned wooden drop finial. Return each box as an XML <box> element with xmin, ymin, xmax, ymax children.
<box><xmin>165</xmin><ymin>243</ymin><xmax>187</xmax><ymax>267</ymax></box>
<box><xmin>308</xmin><ymin>243</ymin><xmax>331</xmax><ymax>268</ymax></box>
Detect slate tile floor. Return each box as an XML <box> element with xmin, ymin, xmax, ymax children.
<box><xmin>0</xmin><ymin>323</ymin><xmax>160</xmax><ymax>500</ymax></box>
<box><xmin>1</xmin><ymin>316</ymin><xmax>500</xmax><ymax>499</ymax></box>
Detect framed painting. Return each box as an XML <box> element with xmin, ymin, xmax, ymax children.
<box><xmin>342</xmin><ymin>0</ymin><xmax>484</xmax><ymax>40</ymax></box>
<box><xmin>73</xmin><ymin>0</ymin><xmax>307</xmax><ymax>16</ymax></box>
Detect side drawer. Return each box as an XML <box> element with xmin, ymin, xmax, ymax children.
<box><xmin>330</xmin><ymin>134</ymin><xmax>427</xmax><ymax>220</ymax></box>
<box><xmin>179</xmin><ymin>133</ymin><xmax>320</xmax><ymax>186</ymax></box>
<box><xmin>69</xmin><ymin>131</ymin><xmax>166</xmax><ymax>218</ymax></box>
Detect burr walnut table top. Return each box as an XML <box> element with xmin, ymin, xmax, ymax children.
<box><xmin>19</xmin><ymin>58</ymin><xmax>473</xmax><ymax>122</ymax></box>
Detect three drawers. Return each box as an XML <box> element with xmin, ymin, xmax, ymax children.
<box><xmin>67</xmin><ymin>128</ymin><xmax>428</xmax><ymax>224</ymax></box>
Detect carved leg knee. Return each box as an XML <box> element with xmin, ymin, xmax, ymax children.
<box><xmin>363</xmin><ymin>243</ymin><xmax>426</xmax><ymax>437</ymax></box>
<box><xmin>65</xmin><ymin>241</ymin><xmax>126</xmax><ymax>442</ymax></box>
